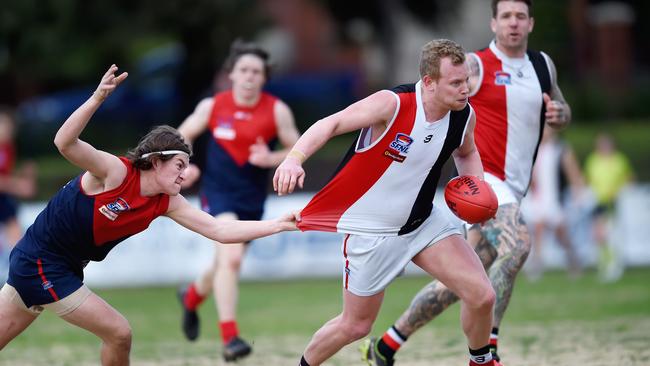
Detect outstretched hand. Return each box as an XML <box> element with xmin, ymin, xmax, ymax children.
<box><xmin>93</xmin><ymin>64</ymin><xmax>128</xmax><ymax>102</ymax></box>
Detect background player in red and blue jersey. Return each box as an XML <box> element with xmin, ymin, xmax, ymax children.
<box><xmin>0</xmin><ymin>65</ymin><xmax>298</xmax><ymax>365</ymax></box>
<box><xmin>0</xmin><ymin>106</ymin><xmax>37</xmax><ymax>250</ymax></box>
<box><xmin>176</xmin><ymin>40</ymin><xmax>300</xmax><ymax>361</ymax></box>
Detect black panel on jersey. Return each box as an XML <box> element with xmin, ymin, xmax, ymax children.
<box><xmin>398</xmin><ymin>105</ymin><xmax>471</xmax><ymax>235</ymax></box>
<box><xmin>327</xmin><ymin>139</ymin><xmax>359</xmax><ymax>183</ymax></box>
<box><xmin>527</xmin><ymin>49</ymin><xmax>551</xmax><ymax>174</ymax></box>
<box><xmin>390</xmin><ymin>83</ymin><xmax>415</xmax><ymax>94</ymax></box>
<box><xmin>527</xmin><ymin>50</ymin><xmax>551</xmax><ymax>94</ymax></box>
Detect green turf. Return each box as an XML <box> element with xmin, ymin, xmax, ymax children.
<box><xmin>1</xmin><ymin>268</ymin><xmax>649</xmax><ymax>365</ymax></box>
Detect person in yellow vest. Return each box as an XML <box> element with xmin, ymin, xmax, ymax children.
<box><xmin>584</xmin><ymin>133</ymin><xmax>633</xmax><ymax>282</ymax></box>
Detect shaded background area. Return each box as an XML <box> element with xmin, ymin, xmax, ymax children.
<box><xmin>0</xmin><ymin>0</ymin><xmax>648</xmax><ymax>197</ymax></box>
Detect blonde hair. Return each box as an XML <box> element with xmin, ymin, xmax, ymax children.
<box><xmin>419</xmin><ymin>39</ymin><xmax>466</xmax><ymax>81</ymax></box>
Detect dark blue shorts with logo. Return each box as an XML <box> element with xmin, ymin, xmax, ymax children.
<box><xmin>7</xmin><ymin>247</ymin><xmax>82</xmax><ymax>307</ymax></box>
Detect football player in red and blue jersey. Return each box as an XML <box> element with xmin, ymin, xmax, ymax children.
<box><xmin>0</xmin><ymin>65</ymin><xmax>298</xmax><ymax>365</ymax></box>
<box><xmin>175</xmin><ymin>40</ymin><xmax>300</xmax><ymax>362</ymax></box>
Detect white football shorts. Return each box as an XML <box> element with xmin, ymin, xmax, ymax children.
<box><xmin>341</xmin><ymin>206</ymin><xmax>461</xmax><ymax>296</ymax></box>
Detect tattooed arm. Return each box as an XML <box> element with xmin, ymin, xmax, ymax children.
<box><xmin>466</xmin><ymin>53</ymin><xmax>482</xmax><ymax>96</ymax></box>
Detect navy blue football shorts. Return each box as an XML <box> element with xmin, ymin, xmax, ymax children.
<box><xmin>199</xmin><ymin>189</ymin><xmax>263</xmax><ymax>220</ymax></box>
<box><xmin>6</xmin><ymin>248</ymin><xmax>83</xmax><ymax>308</ymax></box>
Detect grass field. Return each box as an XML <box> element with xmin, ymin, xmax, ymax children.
<box><xmin>1</xmin><ymin>268</ymin><xmax>649</xmax><ymax>366</ymax></box>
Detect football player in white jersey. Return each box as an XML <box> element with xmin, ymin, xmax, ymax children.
<box><xmin>363</xmin><ymin>1</ymin><xmax>572</xmax><ymax>365</ymax></box>
<box><xmin>275</xmin><ymin>39</ymin><xmax>499</xmax><ymax>366</ymax></box>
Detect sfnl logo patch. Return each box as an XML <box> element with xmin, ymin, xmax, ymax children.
<box><xmin>384</xmin><ymin>133</ymin><xmax>414</xmax><ymax>163</ymax></box>
<box><xmin>494</xmin><ymin>70</ymin><xmax>511</xmax><ymax>85</ymax></box>
<box><xmin>99</xmin><ymin>197</ymin><xmax>131</xmax><ymax>221</ymax></box>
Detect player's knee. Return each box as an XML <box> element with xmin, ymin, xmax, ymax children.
<box><xmin>466</xmin><ymin>282</ymin><xmax>496</xmax><ymax>312</ymax></box>
<box><xmin>107</xmin><ymin>322</ymin><xmax>132</xmax><ymax>351</ymax></box>
<box><xmin>342</xmin><ymin>320</ymin><xmax>373</xmax><ymax>341</ymax></box>
<box><xmin>221</xmin><ymin>254</ymin><xmax>244</xmax><ymax>272</ymax></box>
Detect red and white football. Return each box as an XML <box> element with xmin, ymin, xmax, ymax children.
<box><xmin>444</xmin><ymin>175</ymin><xmax>498</xmax><ymax>224</ymax></box>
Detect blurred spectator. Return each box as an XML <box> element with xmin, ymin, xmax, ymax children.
<box><xmin>524</xmin><ymin>127</ymin><xmax>585</xmax><ymax>280</ymax></box>
<box><xmin>585</xmin><ymin>133</ymin><xmax>633</xmax><ymax>281</ymax></box>
<box><xmin>0</xmin><ymin>106</ymin><xmax>37</xmax><ymax>250</ymax></box>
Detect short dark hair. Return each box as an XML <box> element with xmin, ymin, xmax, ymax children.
<box><xmin>222</xmin><ymin>39</ymin><xmax>271</xmax><ymax>79</ymax></box>
<box><xmin>491</xmin><ymin>0</ymin><xmax>532</xmax><ymax>17</ymax></box>
<box><xmin>127</xmin><ymin>125</ymin><xmax>191</xmax><ymax>170</ymax></box>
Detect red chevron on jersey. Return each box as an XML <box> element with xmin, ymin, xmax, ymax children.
<box><xmin>207</xmin><ymin>91</ymin><xmax>278</xmax><ymax>166</ymax></box>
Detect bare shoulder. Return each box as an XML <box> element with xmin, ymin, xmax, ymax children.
<box><xmin>165</xmin><ymin>193</ymin><xmax>188</xmax><ymax>214</ymax></box>
<box><xmin>370</xmin><ymin>89</ymin><xmax>398</xmax><ymax>111</ymax></box>
<box><xmin>363</xmin><ymin>90</ymin><xmax>398</xmax><ymax>124</ymax></box>
<box><xmin>273</xmin><ymin>98</ymin><xmax>294</xmax><ymax>119</ymax></box>
<box><xmin>196</xmin><ymin>97</ymin><xmax>215</xmax><ymax>112</ymax></box>
<box><xmin>465</xmin><ymin>53</ymin><xmax>480</xmax><ymax>76</ymax></box>
<box><xmin>465</xmin><ymin>53</ymin><xmax>481</xmax><ymax>95</ymax></box>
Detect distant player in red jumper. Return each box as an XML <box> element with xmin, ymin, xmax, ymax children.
<box><xmin>176</xmin><ymin>40</ymin><xmax>300</xmax><ymax>362</ymax></box>
<box><xmin>274</xmin><ymin>39</ymin><xmax>498</xmax><ymax>366</ymax></box>
<box><xmin>0</xmin><ymin>65</ymin><xmax>298</xmax><ymax>366</ymax></box>
<box><xmin>363</xmin><ymin>1</ymin><xmax>572</xmax><ymax>365</ymax></box>
<box><xmin>0</xmin><ymin>106</ymin><xmax>37</xmax><ymax>249</ymax></box>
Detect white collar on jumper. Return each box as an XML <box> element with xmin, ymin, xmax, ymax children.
<box><xmin>140</xmin><ymin>150</ymin><xmax>190</xmax><ymax>159</ymax></box>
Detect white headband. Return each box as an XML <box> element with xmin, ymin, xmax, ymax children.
<box><xmin>140</xmin><ymin>150</ymin><xmax>190</xmax><ymax>159</ymax></box>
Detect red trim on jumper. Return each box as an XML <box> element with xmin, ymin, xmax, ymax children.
<box><xmin>381</xmin><ymin>333</ymin><xmax>402</xmax><ymax>351</ymax></box>
<box><xmin>343</xmin><ymin>234</ymin><xmax>350</xmax><ymax>289</ymax></box>
<box><xmin>37</xmin><ymin>258</ymin><xmax>60</xmax><ymax>302</ymax></box>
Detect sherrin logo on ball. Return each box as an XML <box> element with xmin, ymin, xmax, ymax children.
<box><xmin>444</xmin><ymin>175</ymin><xmax>498</xmax><ymax>224</ymax></box>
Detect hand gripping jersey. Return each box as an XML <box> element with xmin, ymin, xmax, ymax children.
<box><xmin>469</xmin><ymin>40</ymin><xmax>551</xmax><ymax>201</ymax></box>
<box><xmin>15</xmin><ymin>158</ymin><xmax>169</xmax><ymax>277</ymax></box>
<box><xmin>298</xmin><ymin>81</ymin><xmax>472</xmax><ymax>236</ymax></box>
<box><xmin>202</xmin><ymin>91</ymin><xmax>279</xmax><ymax>213</ymax></box>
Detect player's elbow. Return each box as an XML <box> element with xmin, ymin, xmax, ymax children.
<box><xmin>53</xmin><ymin>134</ymin><xmax>72</xmax><ymax>155</ymax></box>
